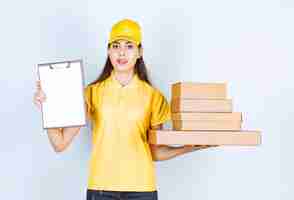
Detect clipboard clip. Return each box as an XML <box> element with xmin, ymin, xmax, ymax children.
<box><xmin>49</xmin><ymin>62</ymin><xmax>71</xmax><ymax>70</ymax></box>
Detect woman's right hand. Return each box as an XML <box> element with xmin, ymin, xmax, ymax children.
<box><xmin>33</xmin><ymin>80</ymin><xmax>46</xmax><ymax>110</ymax></box>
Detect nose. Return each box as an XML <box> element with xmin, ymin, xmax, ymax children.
<box><xmin>119</xmin><ymin>49</ymin><xmax>126</xmax><ymax>56</ymax></box>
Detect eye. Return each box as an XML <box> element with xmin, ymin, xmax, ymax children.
<box><xmin>112</xmin><ymin>44</ymin><xmax>119</xmax><ymax>49</ymax></box>
<box><xmin>127</xmin><ymin>44</ymin><xmax>134</xmax><ymax>49</ymax></box>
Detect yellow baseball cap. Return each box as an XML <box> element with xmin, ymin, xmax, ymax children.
<box><xmin>109</xmin><ymin>19</ymin><xmax>142</xmax><ymax>46</ymax></box>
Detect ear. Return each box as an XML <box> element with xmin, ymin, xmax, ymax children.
<box><xmin>107</xmin><ymin>48</ymin><xmax>111</xmax><ymax>57</ymax></box>
<box><xmin>138</xmin><ymin>47</ymin><xmax>143</xmax><ymax>58</ymax></box>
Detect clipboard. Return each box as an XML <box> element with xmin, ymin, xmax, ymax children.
<box><xmin>37</xmin><ymin>59</ymin><xmax>87</xmax><ymax>129</ymax></box>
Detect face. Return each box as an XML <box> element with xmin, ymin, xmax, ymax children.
<box><xmin>108</xmin><ymin>40</ymin><xmax>142</xmax><ymax>73</ymax></box>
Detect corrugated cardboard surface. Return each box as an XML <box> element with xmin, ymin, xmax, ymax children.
<box><xmin>171</xmin><ymin>98</ymin><xmax>232</xmax><ymax>113</ymax></box>
<box><xmin>172</xmin><ymin>112</ymin><xmax>242</xmax><ymax>121</ymax></box>
<box><xmin>148</xmin><ymin>130</ymin><xmax>261</xmax><ymax>145</ymax></box>
<box><xmin>172</xmin><ymin>120</ymin><xmax>242</xmax><ymax>131</ymax></box>
<box><xmin>172</xmin><ymin>82</ymin><xmax>227</xmax><ymax>99</ymax></box>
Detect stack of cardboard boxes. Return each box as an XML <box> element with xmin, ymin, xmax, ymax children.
<box><xmin>171</xmin><ymin>82</ymin><xmax>241</xmax><ymax>131</ymax></box>
<box><xmin>149</xmin><ymin>82</ymin><xmax>261</xmax><ymax>146</ymax></box>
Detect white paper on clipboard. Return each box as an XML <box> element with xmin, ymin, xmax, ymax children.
<box><xmin>37</xmin><ymin>59</ymin><xmax>87</xmax><ymax>129</ymax></box>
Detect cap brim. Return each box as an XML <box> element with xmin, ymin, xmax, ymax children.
<box><xmin>109</xmin><ymin>36</ymin><xmax>140</xmax><ymax>46</ymax></box>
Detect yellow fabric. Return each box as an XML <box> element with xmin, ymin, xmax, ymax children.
<box><xmin>84</xmin><ymin>71</ymin><xmax>170</xmax><ymax>191</ymax></box>
<box><xmin>109</xmin><ymin>19</ymin><xmax>142</xmax><ymax>45</ymax></box>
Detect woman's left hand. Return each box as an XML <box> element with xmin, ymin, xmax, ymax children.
<box><xmin>183</xmin><ymin>144</ymin><xmax>219</xmax><ymax>152</ymax></box>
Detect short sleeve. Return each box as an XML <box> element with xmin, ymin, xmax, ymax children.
<box><xmin>150</xmin><ymin>89</ymin><xmax>171</xmax><ymax>127</ymax></box>
<box><xmin>84</xmin><ymin>85</ymin><xmax>94</xmax><ymax>120</ymax></box>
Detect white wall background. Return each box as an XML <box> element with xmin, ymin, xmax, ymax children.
<box><xmin>0</xmin><ymin>0</ymin><xmax>293</xmax><ymax>199</ymax></box>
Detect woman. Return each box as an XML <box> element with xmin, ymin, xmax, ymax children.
<box><xmin>34</xmin><ymin>19</ymin><xmax>216</xmax><ymax>200</ymax></box>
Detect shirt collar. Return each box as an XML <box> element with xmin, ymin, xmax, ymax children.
<box><xmin>109</xmin><ymin>70</ymin><xmax>140</xmax><ymax>89</ymax></box>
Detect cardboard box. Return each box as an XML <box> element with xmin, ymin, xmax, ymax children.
<box><xmin>172</xmin><ymin>120</ymin><xmax>242</xmax><ymax>131</ymax></box>
<box><xmin>171</xmin><ymin>98</ymin><xmax>233</xmax><ymax>113</ymax></box>
<box><xmin>172</xmin><ymin>113</ymin><xmax>242</xmax><ymax>131</ymax></box>
<box><xmin>172</xmin><ymin>82</ymin><xmax>227</xmax><ymax>99</ymax></box>
<box><xmin>148</xmin><ymin>130</ymin><xmax>261</xmax><ymax>146</ymax></box>
<box><xmin>172</xmin><ymin>112</ymin><xmax>242</xmax><ymax>121</ymax></box>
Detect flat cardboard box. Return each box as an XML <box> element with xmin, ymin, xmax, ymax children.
<box><xmin>172</xmin><ymin>112</ymin><xmax>242</xmax><ymax>121</ymax></box>
<box><xmin>171</xmin><ymin>98</ymin><xmax>232</xmax><ymax>113</ymax></box>
<box><xmin>148</xmin><ymin>130</ymin><xmax>261</xmax><ymax>146</ymax></box>
<box><xmin>172</xmin><ymin>120</ymin><xmax>242</xmax><ymax>131</ymax></box>
<box><xmin>172</xmin><ymin>82</ymin><xmax>227</xmax><ymax>99</ymax></box>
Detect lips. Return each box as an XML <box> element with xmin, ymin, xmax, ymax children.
<box><xmin>117</xmin><ymin>58</ymin><xmax>128</xmax><ymax>65</ymax></box>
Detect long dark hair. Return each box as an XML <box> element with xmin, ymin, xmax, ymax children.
<box><xmin>89</xmin><ymin>44</ymin><xmax>152</xmax><ymax>86</ymax></box>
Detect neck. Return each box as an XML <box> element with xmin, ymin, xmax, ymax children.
<box><xmin>113</xmin><ymin>69</ymin><xmax>135</xmax><ymax>86</ymax></box>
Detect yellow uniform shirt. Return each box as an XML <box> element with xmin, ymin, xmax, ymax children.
<box><xmin>84</xmin><ymin>71</ymin><xmax>171</xmax><ymax>192</ymax></box>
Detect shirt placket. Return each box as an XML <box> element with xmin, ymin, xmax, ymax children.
<box><xmin>117</xmin><ymin>87</ymin><xmax>124</xmax><ymax>107</ymax></box>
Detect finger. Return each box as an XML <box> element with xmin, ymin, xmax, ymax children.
<box><xmin>39</xmin><ymin>91</ymin><xmax>45</xmax><ymax>97</ymax></box>
<box><xmin>34</xmin><ymin>92</ymin><xmax>41</xmax><ymax>98</ymax></box>
<box><xmin>34</xmin><ymin>98</ymin><xmax>41</xmax><ymax>105</ymax></box>
<box><xmin>36</xmin><ymin>97</ymin><xmax>45</xmax><ymax>102</ymax></box>
<box><xmin>35</xmin><ymin>93</ymin><xmax>46</xmax><ymax>102</ymax></box>
<box><xmin>36</xmin><ymin>81</ymin><xmax>42</xmax><ymax>89</ymax></box>
<box><xmin>36</xmin><ymin>90</ymin><xmax>46</xmax><ymax>98</ymax></box>
<box><xmin>37</xmin><ymin>96</ymin><xmax>46</xmax><ymax>102</ymax></box>
<box><xmin>33</xmin><ymin>99</ymin><xmax>41</xmax><ymax>109</ymax></box>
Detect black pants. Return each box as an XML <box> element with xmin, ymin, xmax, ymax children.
<box><xmin>86</xmin><ymin>189</ymin><xmax>158</xmax><ymax>200</ymax></box>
